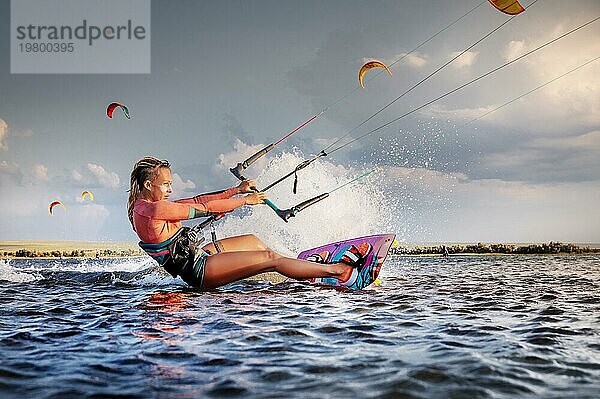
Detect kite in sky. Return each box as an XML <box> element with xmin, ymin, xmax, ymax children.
<box><xmin>49</xmin><ymin>201</ymin><xmax>65</xmax><ymax>215</ymax></box>
<box><xmin>106</xmin><ymin>102</ymin><xmax>131</xmax><ymax>119</ymax></box>
<box><xmin>81</xmin><ymin>191</ymin><xmax>94</xmax><ymax>201</ymax></box>
<box><xmin>487</xmin><ymin>0</ymin><xmax>525</xmax><ymax>15</ymax></box>
<box><xmin>359</xmin><ymin>60</ymin><xmax>392</xmax><ymax>89</ymax></box>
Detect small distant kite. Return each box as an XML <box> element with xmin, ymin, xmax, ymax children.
<box><xmin>487</xmin><ymin>0</ymin><xmax>525</xmax><ymax>15</ymax></box>
<box><xmin>106</xmin><ymin>102</ymin><xmax>131</xmax><ymax>119</ymax></box>
<box><xmin>359</xmin><ymin>60</ymin><xmax>392</xmax><ymax>89</ymax></box>
<box><xmin>81</xmin><ymin>191</ymin><xmax>94</xmax><ymax>201</ymax></box>
<box><xmin>49</xmin><ymin>201</ymin><xmax>66</xmax><ymax>215</ymax></box>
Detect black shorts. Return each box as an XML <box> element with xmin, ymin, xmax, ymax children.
<box><xmin>177</xmin><ymin>249</ymin><xmax>209</xmax><ymax>288</ymax></box>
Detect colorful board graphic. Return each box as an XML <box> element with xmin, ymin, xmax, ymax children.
<box><xmin>297</xmin><ymin>234</ymin><xmax>395</xmax><ymax>289</ymax></box>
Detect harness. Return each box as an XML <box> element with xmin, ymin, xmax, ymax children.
<box><xmin>139</xmin><ymin>219</ymin><xmax>221</xmax><ymax>277</ymax></box>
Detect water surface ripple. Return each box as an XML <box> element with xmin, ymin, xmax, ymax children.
<box><xmin>1</xmin><ymin>255</ymin><xmax>599</xmax><ymax>398</ymax></box>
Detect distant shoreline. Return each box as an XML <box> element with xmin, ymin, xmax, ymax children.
<box><xmin>1</xmin><ymin>240</ymin><xmax>599</xmax><ymax>260</ymax></box>
<box><xmin>391</xmin><ymin>242</ymin><xmax>600</xmax><ymax>256</ymax></box>
<box><xmin>0</xmin><ymin>240</ymin><xmax>144</xmax><ymax>259</ymax></box>
<box><xmin>391</xmin><ymin>252</ymin><xmax>599</xmax><ymax>257</ymax></box>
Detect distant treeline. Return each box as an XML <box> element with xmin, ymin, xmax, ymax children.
<box><xmin>391</xmin><ymin>242</ymin><xmax>600</xmax><ymax>255</ymax></box>
<box><xmin>4</xmin><ymin>242</ymin><xmax>598</xmax><ymax>258</ymax></box>
<box><xmin>3</xmin><ymin>248</ymin><xmax>144</xmax><ymax>258</ymax></box>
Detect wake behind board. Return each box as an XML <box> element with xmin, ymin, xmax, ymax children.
<box><xmin>297</xmin><ymin>233</ymin><xmax>395</xmax><ymax>289</ymax></box>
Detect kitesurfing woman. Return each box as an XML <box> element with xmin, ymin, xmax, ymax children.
<box><xmin>128</xmin><ymin>156</ymin><xmax>372</xmax><ymax>290</ymax></box>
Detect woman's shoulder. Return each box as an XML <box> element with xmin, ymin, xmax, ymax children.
<box><xmin>133</xmin><ymin>198</ymin><xmax>148</xmax><ymax>207</ymax></box>
<box><xmin>133</xmin><ymin>198</ymin><xmax>157</xmax><ymax>212</ymax></box>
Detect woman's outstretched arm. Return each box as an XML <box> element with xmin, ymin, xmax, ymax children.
<box><xmin>135</xmin><ymin>196</ymin><xmax>246</xmax><ymax>221</ymax></box>
<box><xmin>175</xmin><ymin>187</ymin><xmax>240</xmax><ymax>204</ymax></box>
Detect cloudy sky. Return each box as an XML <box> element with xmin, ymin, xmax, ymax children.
<box><xmin>1</xmin><ymin>0</ymin><xmax>599</xmax><ymax>243</ymax></box>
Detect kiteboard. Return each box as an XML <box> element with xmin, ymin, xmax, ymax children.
<box><xmin>297</xmin><ymin>233</ymin><xmax>395</xmax><ymax>289</ymax></box>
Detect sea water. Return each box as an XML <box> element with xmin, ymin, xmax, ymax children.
<box><xmin>2</xmin><ymin>153</ymin><xmax>599</xmax><ymax>397</ymax></box>
<box><xmin>1</xmin><ymin>254</ymin><xmax>599</xmax><ymax>398</ymax></box>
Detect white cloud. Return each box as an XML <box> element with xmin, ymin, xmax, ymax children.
<box><xmin>422</xmin><ymin>39</ymin><xmax>599</xmax><ymax>132</ymax></box>
<box><xmin>383</xmin><ymin>166</ymin><xmax>467</xmax><ymax>189</ymax></box>
<box><xmin>379</xmin><ymin>165</ymin><xmax>600</xmax><ymax>242</ymax></box>
<box><xmin>32</xmin><ymin>164</ymin><xmax>48</xmax><ymax>181</ymax></box>
<box><xmin>0</xmin><ymin>158</ymin><xmax>126</xmax><ymax>238</ymax></box>
<box><xmin>0</xmin><ymin>160</ymin><xmax>22</xmax><ymax>186</ymax></box>
<box><xmin>484</xmin><ymin>27</ymin><xmax>600</xmax><ymax>132</ymax></box>
<box><xmin>0</xmin><ymin>119</ymin><xmax>7</xmax><ymax>150</ymax></box>
<box><xmin>86</xmin><ymin>163</ymin><xmax>120</xmax><ymax>189</ymax></box>
<box><xmin>171</xmin><ymin>172</ymin><xmax>196</xmax><ymax>197</ymax></box>
<box><xmin>312</xmin><ymin>137</ymin><xmax>339</xmax><ymax>148</ymax></box>
<box><xmin>71</xmin><ymin>169</ymin><xmax>83</xmax><ymax>181</ymax></box>
<box><xmin>0</xmin><ymin>160</ymin><xmax>19</xmax><ymax>174</ymax></box>
<box><xmin>420</xmin><ymin>103</ymin><xmax>493</xmax><ymax>121</ymax></box>
<box><xmin>405</xmin><ymin>53</ymin><xmax>427</xmax><ymax>68</ymax></box>
<box><xmin>0</xmin><ymin>120</ymin><xmax>32</xmax><ymax>151</ymax></box>
<box><xmin>394</xmin><ymin>52</ymin><xmax>427</xmax><ymax>68</ymax></box>
<box><xmin>215</xmin><ymin>138</ymin><xmax>271</xmax><ymax>176</ymax></box>
<box><xmin>450</xmin><ymin>51</ymin><xmax>478</xmax><ymax>68</ymax></box>
<box><xmin>504</xmin><ymin>40</ymin><xmax>527</xmax><ymax>62</ymax></box>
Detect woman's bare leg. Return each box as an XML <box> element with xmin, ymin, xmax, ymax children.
<box><xmin>202</xmin><ymin>249</ymin><xmax>352</xmax><ymax>289</ymax></box>
<box><xmin>202</xmin><ymin>234</ymin><xmax>271</xmax><ymax>253</ymax></box>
